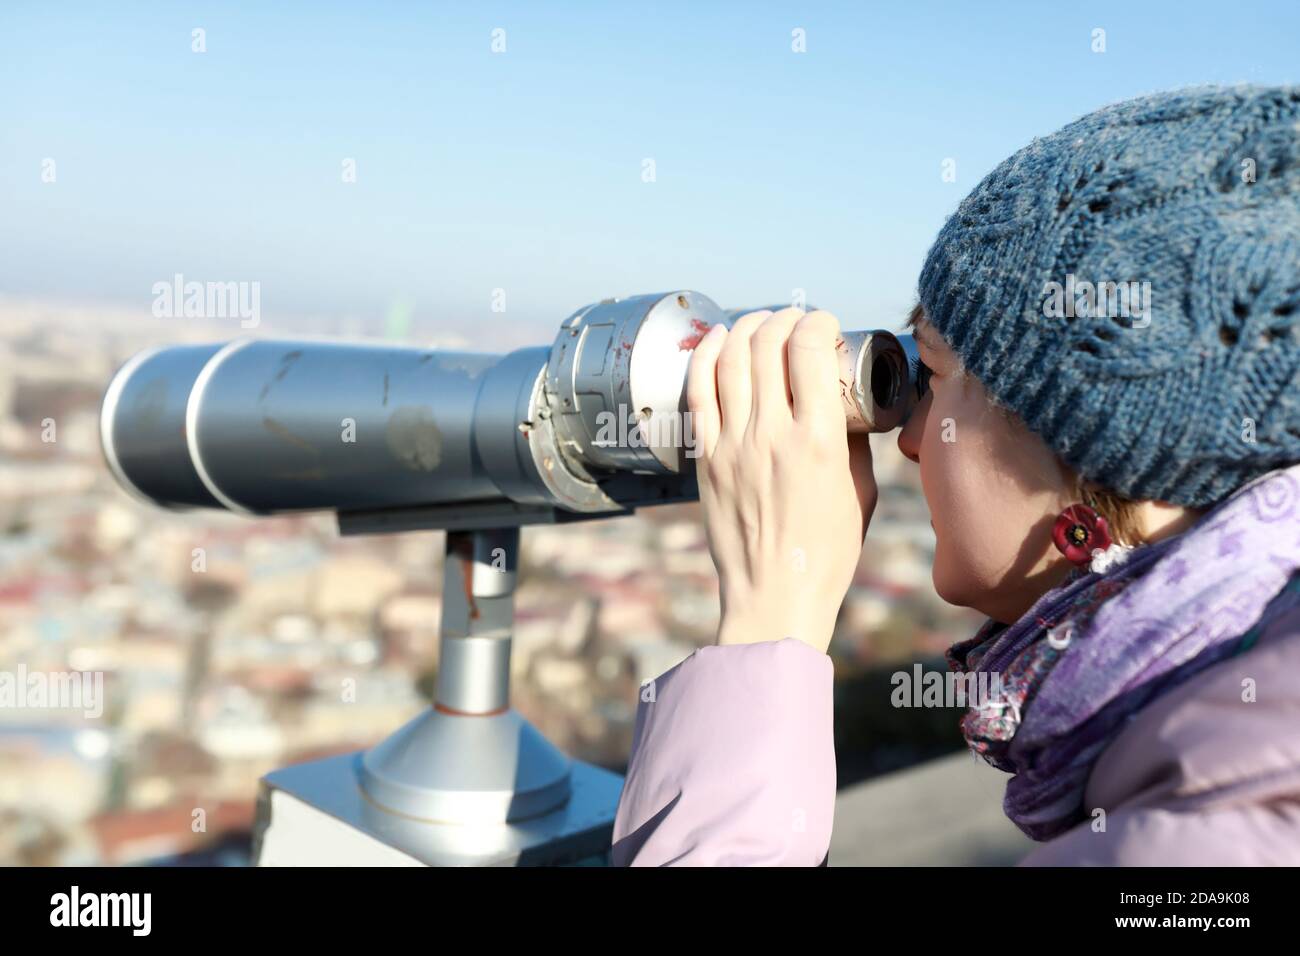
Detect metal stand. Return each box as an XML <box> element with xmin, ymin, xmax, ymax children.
<box><xmin>253</xmin><ymin>527</ymin><xmax>622</xmax><ymax>866</ymax></box>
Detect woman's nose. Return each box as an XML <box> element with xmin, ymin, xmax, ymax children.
<box><xmin>896</xmin><ymin>391</ymin><xmax>930</xmax><ymax>464</ymax></box>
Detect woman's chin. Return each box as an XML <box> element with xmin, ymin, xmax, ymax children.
<box><xmin>933</xmin><ymin>559</ymin><xmax>1007</xmax><ymax>621</ymax></box>
<box><xmin>931</xmin><ymin>560</ymin><xmax>974</xmax><ymax>610</ymax></box>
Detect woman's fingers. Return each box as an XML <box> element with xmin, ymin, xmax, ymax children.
<box><xmin>749</xmin><ymin>307</ymin><xmax>803</xmax><ymax>431</ymax></box>
<box><xmin>689</xmin><ymin>303</ymin><xmax>877</xmax><ymax>654</ymax></box>
<box><xmin>788</xmin><ymin>310</ymin><xmax>844</xmax><ymax>433</ymax></box>
<box><xmin>685</xmin><ymin>322</ymin><xmax>728</xmax><ymax>462</ymax></box>
<box><xmin>715</xmin><ymin>310</ymin><xmax>771</xmax><ymax>437</ymax></box>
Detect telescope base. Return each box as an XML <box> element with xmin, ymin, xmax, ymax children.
<box><xmin>252</xmin><ymin>751</ymin><xmax>622</xmax><ymax>866</ymax></box>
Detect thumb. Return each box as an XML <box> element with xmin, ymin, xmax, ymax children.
<box><xmin>846</xmin><ymin>432</ymin><xmax>877</xmax><ymax>541</ymax></box>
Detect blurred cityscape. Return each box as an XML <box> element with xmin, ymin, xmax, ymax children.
<box><xmin>0</xmin><ymin>296</ymin><xmax>983</xmax><ymax>866</ymax></box>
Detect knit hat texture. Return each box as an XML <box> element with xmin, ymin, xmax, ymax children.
<box><xmin>917</xmin><ymin>85</ymin><xmax>1300</xmax><ymax>507</ymax></box>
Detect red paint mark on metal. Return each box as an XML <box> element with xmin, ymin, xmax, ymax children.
<box><xmin>449</xmin><ymin>534</ymin><xmax>480</xmax><ymax>620</ymax></box>
<box><xmin>435</xmin><ymin>702</ymin><xmax>509</xmax><ymax>717</ymax></box>
<box><xmin>677</xmin><ymin>318</ymin><xmax>712</xmax><ymax>351</ymax></box>
<box><xmin>463</xmin><ymin>559</ymin><xmax>478</xmax><ymax>619</ymax></box>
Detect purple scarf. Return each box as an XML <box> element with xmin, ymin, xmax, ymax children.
<box><xmin>945</xmin><ymin>463</ymin><xmax>1300</xmax><ymax>841</ymax></box>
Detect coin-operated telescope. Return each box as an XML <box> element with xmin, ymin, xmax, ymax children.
<box><xmin>100</xmin><ymin>291</ymin><xmax>924</xmax><ymax>865</ymax></box>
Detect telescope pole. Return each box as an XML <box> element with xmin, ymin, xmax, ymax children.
<box><xmin>255</xmin><ymin>521</ymin><xmax>623</xmax><ymax>865</ymax></box>
<box><xmin>435</xmin><ymin>528</ymin><xmax>518</xmax><ymax>715</ymax></box>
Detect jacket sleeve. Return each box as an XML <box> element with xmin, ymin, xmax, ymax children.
<box><xmin>1017</xmin><ymin>803</ymin><xmax>1300</xmax><ymax>866</ymax></box>
<box><xmin>610</xmin><ymin>637</ymin><xmax>837</xmax><ymax>866</ymax></box>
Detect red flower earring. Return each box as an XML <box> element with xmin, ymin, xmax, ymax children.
<box><xmin>1052</xmin><ymin>504</ymin><xmax>1113</xmax><ymax>566</ymax></box>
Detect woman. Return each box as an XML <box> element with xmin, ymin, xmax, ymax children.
<box><xmin>610</xmin><ymin>85</ymin><xmax>1300</xmax><ymax>866</ymax></box>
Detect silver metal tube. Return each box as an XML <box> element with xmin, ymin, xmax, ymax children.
<box><xmin>435</xmin><ymin>528</ymin><xmax>517</xmax><ymax>714</ymax></box>
<box><xmin>99</xmin><ymin>343</ymin><xmax>226</xmax><ymax>509</ymax></box>
<box><xmin>99</xmin><ymin>291</ymin><xmax>925</xmax><ymax>524</ymax></box>
<box><xmin>186</xmin><ymin>338</ymin><xmax>506</xmax><ymax>514</ymax></box>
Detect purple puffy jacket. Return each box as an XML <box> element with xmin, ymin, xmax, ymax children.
<box><xmin>611</xmin><ymin>600</ymin><xmax>1300</xmax><ymax>866</ymax></box>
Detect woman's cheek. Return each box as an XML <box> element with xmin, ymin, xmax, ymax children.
<box><xmin>919</xmin><ymin>385</ymin><xmax>1004</xmax><ymax>608</ymax></box>
<box><xmin>918</xmin><ymin>387</ymin><xmax>969</xmax><ymax>601</ymax></box>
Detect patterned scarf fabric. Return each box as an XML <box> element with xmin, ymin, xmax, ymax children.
<box><xmin>945</xmin><ymin>463</ymin><xmax>1300</xmax><ymax>841</ymax></box>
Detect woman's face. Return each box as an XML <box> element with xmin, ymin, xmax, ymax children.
<box><xmin>896</xmin><ymin>314</ymin><xmax>1075</xmax><ymax>623</ymax></box>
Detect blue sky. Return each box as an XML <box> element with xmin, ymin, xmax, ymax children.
<box><xmin>2</xmin><ymin>1</ymin><xmax>1297</xmax><ymax>338</ymax></box>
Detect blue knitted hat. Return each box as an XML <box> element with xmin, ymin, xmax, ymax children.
<box><xmin>918</xmin><ymin>85</ymin><xmax>1300</xmax><ymax>507</ymax></box>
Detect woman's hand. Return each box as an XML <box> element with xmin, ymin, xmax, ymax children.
<box><xmin>686</xmin><ymin>308</ymin><xmax>878</xmax><ymax>654</ymax></box>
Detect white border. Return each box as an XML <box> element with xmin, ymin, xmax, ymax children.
<box><xmin>185</xmin><ymin>338</ymin><xmax>260</xmax><ymax>516</ymax></box>
<box><xmin>99</xmin><ymin>346</ymin><xmax>173</xmax><ymax>508</ymax></box>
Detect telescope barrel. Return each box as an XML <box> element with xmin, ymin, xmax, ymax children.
<box><xmin>99</xmin><ymin>292</ymin><xmax>924</xmax><ymax>528</ymax></box>
<box><xmin>100</xmin><ymin>343</ymin><xmax>227</xmax><ymax>509</ymax></box>
<box><xmin>187</xmin><ymin>339</ymin><xmax>505</xmax><ymax>514</ymax></box>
